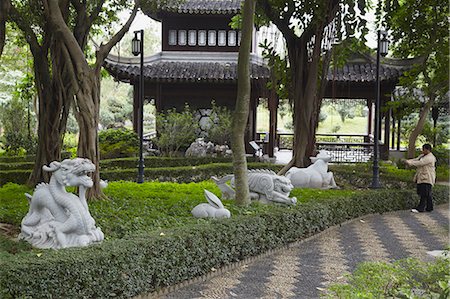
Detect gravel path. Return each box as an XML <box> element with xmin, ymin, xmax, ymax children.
<box><xmin>141</xmin><ymin>204</ymin><xmax>449</xmax><ymax>299</ymax></box>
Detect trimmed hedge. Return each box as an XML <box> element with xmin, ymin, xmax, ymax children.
<box><xmin>0</xmin><ymin>162</ymin><xmax>34</xmax><ymax>171</ymax></box>
<box><xmin>100</xmin><ymin>156</ymin><xmax>257</xmax><ymax>170</ymax></box>
<box><xmin>0</xmin><ymin>162</ymin><xmax>277</xmax><ymax>185</ymax></box>
<box><xmin>0</xmin><ymin>185</ymin><xmax>448</xmax><ymax>298</ymax></box>
<box><xmin>0</xmin><ymin>152</ymin><xmax>72</xmax><ymax>163</ymax></box>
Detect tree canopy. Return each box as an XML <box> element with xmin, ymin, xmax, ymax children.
<box><xmin>256</xmin><ymin>0</ymin><xmax>368</xmax><ymax>170</ymax></box>
<box><xmin>380</xmin><ymin>0</ymin><xmax>449</xmax><ymax>156</ymax></box>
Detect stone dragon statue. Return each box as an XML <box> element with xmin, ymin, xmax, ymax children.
<box><xmin>20</xmin><ymin>158</ymin><xmax>104</xmax><ymax>249</ymax></box>
<box><xmin>212</xmin><ymin>169</ymin><xmax>297</xmax><ymax>205</ymax></box>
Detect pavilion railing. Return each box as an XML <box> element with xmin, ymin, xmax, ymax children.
<box><xmin>266</xmin><ymin>132</ymin><xmax>376</xmax><ymax>163</ymax></box>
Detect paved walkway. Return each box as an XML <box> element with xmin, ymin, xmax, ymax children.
<box><xmin>155</xmin><ymin>204</ymin><xmax>449</xmax><ymax>299</ymax></box>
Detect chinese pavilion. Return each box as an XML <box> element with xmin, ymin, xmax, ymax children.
<box><xmin>105</xmin><ymin>0</ymin><xmax>415</xmax><ymax>159</ymax></box>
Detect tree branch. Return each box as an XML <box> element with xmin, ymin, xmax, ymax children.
<box><xmin>258</xmin><ymin>0</ymin><xmax>296</xmax><ymax>43</ymax></box>
<box><xmin>7</xmin><ymin>2</ymin><xmax>41</xmax><ymax>56</ymax></box>
<box><xmin>45</xmin><ymin>0</ymin><xmax>87</xmax><ymax>75</ymax></box>
<box><xmin>95</xmin><ymin>1</ymin><xmax>139</xmax><ymax>71</ymax></box>
<box><xmin>0</xmin><ymin>0</ymin><xmax>10</xmax><ymax>57</ymax></box>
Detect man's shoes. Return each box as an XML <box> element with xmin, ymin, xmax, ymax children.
<box><xmin>411</xmin><ymin>209</ymin><xmax>421</xmax><ymax>213</ymax></box>
<box><xmin>425</xmin><ymin>209</ymin><xmax>433</xmax><ymax>212</ymax></box>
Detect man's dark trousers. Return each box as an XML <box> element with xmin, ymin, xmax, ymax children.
<box><xmin>416</xmin><ymin>183</ymin><xmax>433</xmax><ymax>212</ymax></box>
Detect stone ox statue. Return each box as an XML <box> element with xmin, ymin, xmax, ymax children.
<box><xmin>20</xmin><ymin>158</ymin><xmax>104</xmax><ymax>249</ymax></box>
<box><xmin>212</xmin><ymin>169</ymin><xmax>297</xmax><ymax>205</ymax></box>
<box><xmin>285</xmin><ymin>151</ymin><xmax>338</xmax><ymax>189</ymax></box>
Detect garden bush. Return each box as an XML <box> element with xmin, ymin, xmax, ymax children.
<box><xmin>99</xmin><ymin>128</ymin><xmax>139</xmax><ymax>159</ymax></box>
<box><xmin>0</xmin><ymin>181</ymin><xmax>448</xmax><ymax>298</ymax></box>
<box><xmin>154</xmin><ymin>105</ymin><xmax>198</xmax><ymax>156</ymax></box>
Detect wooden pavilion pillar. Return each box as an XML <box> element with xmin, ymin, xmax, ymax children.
<box><xmin>367</xmin><ymin>99</ymin><xmax>373</xmax><ymax>141</ymax></box>
<box><xmin>382</xmin><ymin>107</ymin><xmax>391</xmax><ymax>159</ymax></box>
<box><xmin>391</xmin><ymin>113</ymin><xmax>396</xmax><ymax>150</ymax></box>
<box><xmin>397</xmin><ymin>118</ymin><xmax>401</xmax><ymax>150</ymax></box>
<box><xmin>268</xmin><ymin>93</ymin><xmax>278</xmax><ymax>157</ymax></box>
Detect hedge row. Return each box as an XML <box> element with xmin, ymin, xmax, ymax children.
<box><xmin>0</xmin><ymin>163</ymin><xmax>417</xmax><ymax>187</ymax></box>
<box><xmin>0</xmin><ymin>163</ymin><xmax>280</xmax><ymax>186</ymax></box>
<box><xmin>0</xmin><ymin>156</ymin><xmax>258</xmax><ymax>175</ymax></box>
<box><xmin>0</xmin><ymin>152</ymin><xmax>72</xmax><ymax>163</ymax></box>
<box><xmin>1</xmin><ymin>185</ymin><xmax>448</xmax><ymax>299</ymax></box>
<box><xmin>100</xmin><ymin>156</ymin><xmax>257</xmax><ymax>170</ymax></box>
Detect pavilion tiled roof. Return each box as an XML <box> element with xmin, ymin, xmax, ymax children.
<box><xmin>326</xmin><ymin>53</ymin><xmax>420</xmax><ymax>83</ymax></box>
<box><xmin>142</xmin><ymin>0</ymin><xmax>242</xmax><ymax>20</ymax></box>
<box><xmin>104</xmin><ymin>52</ymin><xmax>269</xmax><ymax>83</ymax></box>
<box><xmin>105</xmin><ymin>52</ymin><xmax>417</xmax><ymax>84</ymax></box>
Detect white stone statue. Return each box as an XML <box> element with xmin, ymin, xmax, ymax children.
<box><xmin>212</xmin><ymin>169</ymin><xmax>297</xmax><ymax>205</ymax></box>
<box><xmin>285</xmin><ymin>151</ymin><xmax>338</xmax><ymax>189</ymax></box>
<box><xmin>191</xmin><ymin>190</ymin><xmax>231</xmax><ymax>218</ymax></box>
<box><xmin>19</xmin><ymin>158</ymin><xmax>105</xmax><ymax>249</ymax></box>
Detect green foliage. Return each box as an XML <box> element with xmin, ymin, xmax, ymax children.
<box><xmin>99</xmin><ymin>76</ymin><xmax>134</xmax><ymax>129</ymax></box>
<box><xmin>154</xmin><ymin>105</ymin><xmax>198</xmax><ymax>156</ymax></box>
<box><xmin>326</xmin><ymin>256</ymin><xmax>450</xmax><ymax>298</ymax></box>
<box><xmin>0</xmin><ymin>73</ymin><xmax>37</xmax><ymax>155</ymax></box>
<box><xmin>206</xmin><ymin>101</ymin><xmax>233</xmax><ymax>146</ymax></box>
<box><xmin>0</xmin><ymin>23</ymin><xmax>30</xmax><ymax>104</ymax></box>
<box><xmin>0</xmin><ymin>182</ymin><xmax>448</xmax><ymax>298</ymax></box>
<box><xmin>381</xmin><ymin>0</ymin><xmax>449</xmax><ymax>142</ymax></box>
<box><xmin>422</xmin><ymin>121</ymin><xmax>450</xmax><ymax>147</ymax></box>
<box><xmin>99</xmin><ymin>128</ymin><xmax>139</xmax><ymax>159</ymax></box>
<box><xmin>331</xmin><ymin>125</ymin><xmax>341</xmax><ymax>133</ymax></box>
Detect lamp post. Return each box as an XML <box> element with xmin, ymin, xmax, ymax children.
<box><xmin>371</xmin><ymin>30</ymin><xmax>389</xmax><ymax>189</ymax></box>
<box><xmin>132</xmin><ymin>30</ymin><xmax>145</xmax><ymax>183</ymax></box>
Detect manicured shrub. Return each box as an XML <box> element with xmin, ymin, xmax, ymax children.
<box><xmin>99</xmin><ymin>128</ymin><xmax>139</xmax><ymax>159</ymax></box>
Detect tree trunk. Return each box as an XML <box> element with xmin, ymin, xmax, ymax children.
<box><xmin>73</xmin><ymin>70</ymin><xmax>104</xmax><ymax>199</ymax></box>
<box><xmin>278</xmin><ymin>30</ymin><xmax>324</xmax><ymax>174</ymax></box>
<box><xmin>28</xmin><ymin>47</ymin><xmax>69</xmax><ymax>186</ymax></box>
<box><xmin>407</xmin><ymin>96</ymin><xmax>435</xmax><ymax>158</ymax></box>
<box><xmin>231</xmin><ymin>0</ymin><xmax>255</xmax><ymax>206</ymax></box>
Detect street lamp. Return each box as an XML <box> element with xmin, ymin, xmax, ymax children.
<box><xmin>132</xmin><ymin>30</ymin><xmax>145</xmax><ymax>183</ymax></box>
<box><xmin>371</xmin><ymin>30</ymin><xmax>389</xmax><ymax>189</ymax></box>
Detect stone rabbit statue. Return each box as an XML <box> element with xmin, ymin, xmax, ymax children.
<box><xmin>191</xmin><ymin>190</ymin><xmax>231</xmax><ymax>219</ymax></box>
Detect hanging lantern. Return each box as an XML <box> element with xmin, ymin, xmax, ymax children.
<box><xmin>380</xmin><ymin>32</ymin><xmax>389</xmax><ymax>57</ymax></box>
<box><xmin>131</xmin><ymin>32</ymin><xmax>141</xmax><ymax>56</ymax></box>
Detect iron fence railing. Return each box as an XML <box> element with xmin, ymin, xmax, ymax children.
<box><xmin>257</xmin><ymin>132</ymin><xmax>376</xmax><ymax>163</ymax></box>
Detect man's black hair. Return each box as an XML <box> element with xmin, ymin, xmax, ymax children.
<box><xmin>423</xmin><ymin>143</ymin><xmax>432</xmax><ymax>151</ymax></box>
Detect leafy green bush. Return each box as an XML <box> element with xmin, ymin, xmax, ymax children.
<box><xmin>99</xmin><ymin>128</ymin><xmax>139</xmax><ymax>159</ymax></box>
<box><xmin>206</xmin><ymin>102</ymin><xmax>233</xmax><ymax>145</ymax></box>
<box><xmin>326</xmin><ymin>256</ymin><xmax>450</xmax><ymax>298</ymax></box>
<box><xmin>154</xmin><ymin>105</ymin><xmax>198</xmax><ymax>156</ymax></box>
<box><xmin>0</xmin><ymin>183</ymin><xmax>448</xmax><ymax>298</ymax></box>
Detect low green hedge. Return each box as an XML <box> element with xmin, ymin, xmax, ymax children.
<box><xmin>0</xmin><ymin>162</ymin><xmax>34</xmax><ymax>171</ymax></box>
<box><xmin>100</xmin><ymin>156</ymin><xmax>257</xmax><ymax>170</ymax></box>
<box><xmin>1</xmin><ymin>185</ymin><xmax>448</xmax><ymax>298</ymax></box>
<box><xmin>0</xmin><ymin>151</ymin><xmax>72</xmax><ymax>164</ymax></box>
<box><xmin>0</xmin><ymin>162</ymin><xmax>279</xmax><ymax>185</ymax></box>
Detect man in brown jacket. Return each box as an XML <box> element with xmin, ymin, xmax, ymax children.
<box><xmin>405</xmin><ymin>143</ymin><xmax>436</xmax><ymax>213</ymax></box>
